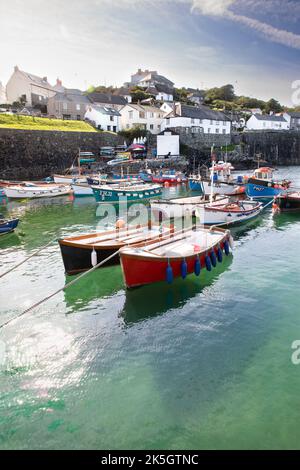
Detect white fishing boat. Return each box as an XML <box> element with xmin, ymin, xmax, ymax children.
<box><xmin>4</xmin><ymin>183</ymin><xmax>72</xmax><ymax>199</ymax></box>
<box><xmin>150</xmin><ymin>194</ymin><xmax>228</xmax><ymax>220</ymax></box>
<box><xmin>196</xmin><ymin>153</ymin><xmax>263</xmax><ymax>226</ymax></box>
<box><xmin>71</xmin><ymin>183</ymin><xmax>94</xmax><ymax>197</ymax></box>
<box><xmin>196</xmin><ymin>200</ymin><xmax>263</xmax><ymax>226</ymax></box>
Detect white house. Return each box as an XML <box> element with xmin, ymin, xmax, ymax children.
<box><xmin>246</xmin><ymin>114</ymin><xmax>289</xmax><ymax>131</ymax></box>
<box><xmin>162</xmin><ymin>103</ymin><xmax>231</xmax><ymax>135</ymax></box>
<box><xmin>6</xmin><ymin>66</ymin><xmax>56</xmax><ymax>107</ymax></box>
<box><xmin>160</xmin><ymin>102</ymin><xmax>173</xmax><ymax>115</ymax></box>
<box><xmin>0</xmin><ymin>81</ymin><xmax>6</xmax><ymax>104</ymax></box>
<box><xmin>283</xmin><ymin>112</ymin><xmax>300</xmax><ymax>131</ymax></box>
<box><xmin>84</xmin><ymin>105</ymin><xmax>121</xmax><ymax>132</ymax></box>
<box><xmin>120</xmin><ymin>104</ymin><xmax>165</xmax><ymax>134</ymax></box>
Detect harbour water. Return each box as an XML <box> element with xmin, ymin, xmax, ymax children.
<box><xmin>1</xmin><ymin>167</ymin><xmax>300</xmax><ymax>450</ymax></box>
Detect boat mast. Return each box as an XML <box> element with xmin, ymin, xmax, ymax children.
<box><xmin>78</xmin><ymin>148</ymin><xmax>81</xmax><ymax>176</ymax></box>
<box><xmin>210</xmin><ymin>145</ymin><xmax>215</xmax><ymax>204</ymax></box>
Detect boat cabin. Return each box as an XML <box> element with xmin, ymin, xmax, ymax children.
<box><xmin>253</xmin><ymin>167</ymin><xmax>274</xmax><ymax>181</ymax></box>
<box><xmin>209</xmin><ymin>161</ymin><xmax>235</xmax><ymax>182</ymax></box>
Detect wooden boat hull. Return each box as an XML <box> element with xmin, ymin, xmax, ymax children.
<box><xmin>59</xmin><ymin>243</ymin><xmax>119</xmax><ymax>274</ymax></box>
<box><xmin>274</xmin><ymin>192</ymin><xmax>300</xmax><ymax>212</ymax></box>
<box><xmin>0</xmin><ymin>218</ymin><xmax>19</xmax><ymax>235</ymax></box>
<box><xmin>58</xmin><ymin>225</ymin><xmax>171</xmax><ymax>275</ymax></box>
<box><xmin>150</xmin><ymin>195</ymin><xmax>228</xmax><ymax>220</ymax></box>
<box><xmin>120</xmin><ymin>228</ymin><xmax>231</xmax><ymax>288</ymax></box>
<box><xmin>196</xmin><ymin>201</ymin><xmax>263</xmax><ymax>226</ymax></box>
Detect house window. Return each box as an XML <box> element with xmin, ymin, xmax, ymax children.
<box><xmin>150</xmin><ymin>112</ymin><xmax>154</xmax><ymax>118</ymax></box>
<box><xmin>222</xmin><ymin>129</ymin><xmax>226</xmax><ymax>134</ymax></box>
<box><xmin>76</xmin><ymin>104</ymin><xmax>80</xmax><ymax>111</ymax></box>
<box><xmin>223</xmin><ymin>121</ymin><xmax>226</xmax><ymax>125</ymax></box>
<box><xmin>157</xmin><ymin>125</ymin><xmax>161</xmax><ymax>131</ymax></box>
<box><xmin>199</xmin><ymin>119</ymin><xmax>203</xmax><ymax>124</ymax></box>
<box><xmin>77</xmin><ymin>115</ymin><xmax>81</xmax><ymax>120</ymax></box>
<box><xmin>216</xmin><ymin>121</ymin><xmax>219</xmax><ymax>126</ymax></box>
<box><xmin>150</xmin><ymin>124</ymin><xmax>154</xmax><ymax>130</ymax></box>
<box><xmin>129</xmin><ymin>111</ymin><xmax>133</xmax><ymax>119</ymax></box>
<box><xmin>139</xmin><ymin>112</ymin><xmax>146</xmax><ymax>119</ymax></box>
<box><xmin>113</xmin><ymin>126</ymin><xmax>117</xmax><ymax>132</ymax></box>
<box><xmin>110</xmin><ymin>116</ymin><xmax>114</xmax><ymax>121</ymax></box>
<box><xmin>191</xmin><ymin>118</ymin><xmax>195</xmax><ymax>124</ymax></box>
<box><xmin>63</xmin><ymin>102</ymin><xmax>68</xmax><ymax>110</ymax></box>
<box><xmin>216</xmin><ymin>128</ymin><xmax>220</xmax><ymax>134</ymax></box>
<box><xmin>208</xmin><ymin>128</ymin><xmax>211</xmax><ymax>133</ymax></box>
<box><xmin>107</xmin><ymin>125</ymin><xmax>111</xmax><ymax>131</ymax></box>
<box><xmin>166</xmin><ymin>118</ymin><xmax>170</xmax><ymax>124</ymax></box>
<box><xmin>210</xmin><ymin>120</ymin><xmax>213</xmax><ymax>125</ymax></box>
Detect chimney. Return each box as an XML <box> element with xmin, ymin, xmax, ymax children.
<box><xmin>138</xmin><ymin>68</ymin><xmax>142</xmax><ymax>74</ymax></box>
<box><xmin>14</xmin><ymin>65</ymin><xmax>19</xmax><ymax>72</ymax></box>
<box><xmin>43</xmin><ymin>76</ymin><xmax>47</xmax><ymax>82</ymax></box>
<box><xmin>56</xmin><ymin>78</ymin><xmax>62</xmax><ymax>86</ymax></box>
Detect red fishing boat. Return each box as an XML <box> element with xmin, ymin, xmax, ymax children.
<box><xmin>120</xmin><ymin>226</ymin><xmax>233</xmax><ymax>288</ymax></box>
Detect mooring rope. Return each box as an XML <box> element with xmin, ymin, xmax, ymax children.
<box><xmin>0</xmin><ymin>238</ymin><xmax>57</xmax><ymax>279</ymax></box>
<box><xmin>0</xmin><ymin>249</ymin><xmax>121</xmax><ymax>330</ymax></box>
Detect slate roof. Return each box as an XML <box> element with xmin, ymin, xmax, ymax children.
<box><xmin>154</xmin><ymin>84</ymin><xmax>174</xmax><ymax>95</ymax></box>
<box><xmin>287</xmin><ymin>112</ymin><xmax>300</xmax><ymax>118</ymax></box>
<box><xmin>88</xmin><ymin>93</ymin><xmax>127</xmax><ymax>105</ymax></box>
<box><xmin>19</xmin><ymin>69</ymin><xmax>55</xmax><ymax>90</ymax></box>
<box><xmin>179</xmin><ymin>104</ymin><xmax>231</xmax><ymax>121</ymax></box>
<box><xmin>87</xmin><ymin>104</ymin><xmax>121</xmax><ymax>116</ymax></box>
<box><xmin>51</xmin><ymin>91</ymin><xmax>90</xmax><ymax>104</ymax></box>
<box><xmin>253</xmin><ymin>114</ymin><xmax>287</xmax><ymax>122</ymax></box>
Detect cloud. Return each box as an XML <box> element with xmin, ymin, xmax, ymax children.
<box><xmin>59</xmin><ymin>24</ymin><xmax>71</xmax><ymax>40</ymax></box>
<box><xmin>190</xmin><ymin>0</ymin><xmax>300</xmax><ymax>50</ymax></box>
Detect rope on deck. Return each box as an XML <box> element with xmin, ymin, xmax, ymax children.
<box><xmin>0</xmin><ymin>249</ymin><xmax>121</xmax><ymax>330</ymax></box>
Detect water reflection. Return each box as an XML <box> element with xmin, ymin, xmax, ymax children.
<box><xmin>121</xmin><ymin>255</ymin><xmax>233</xmax><ymax>325</ymax></box>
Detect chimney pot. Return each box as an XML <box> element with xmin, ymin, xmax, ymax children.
<box><xmin>14</xmin><ymin>65</ymin><xmax>19</xmax><ymax>72</ymax></box>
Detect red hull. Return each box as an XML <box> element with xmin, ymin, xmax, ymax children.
<box><xmin>151</xmin><ymin>177</ymin><xmax>187</xmax><ymax>185</ymax></box>
<box><xmin>120</xmin><ymin>241</ymin><xmax>226</xmax><ymax>288</ymax></box>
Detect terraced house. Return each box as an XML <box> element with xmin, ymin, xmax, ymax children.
<box><xmin>162</xmin><ymin>103</ymin><xmax>231</xmax><ymax>135</ymax></box>
<box><xmin>47</xmin><ymin>89</ymin><xmax>90</xmax><ymax>120</ymax></box>
<box><xmin>120</xmin><ymin>103</ymin><xmax>165</xmax><ymax>134</ymax></box>
<box><xmin>6</xmin><ymin>66</ymin><xmax>56</xmax><ymax>110</ymax></box>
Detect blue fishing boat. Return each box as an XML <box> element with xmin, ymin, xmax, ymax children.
<box><xmin>246</xmin><ymin>167</ymin><xmax>291</xmax><ymax>199</ymax></box>
<box><xmin>188</xmin><ymin>176</ymin><xmax>204</xmax><ymax>192</ymax></box>
<box><xmin>0</xmin><ymin>217</ymin><xmax>19</xmax><ymax>235</ymax></box>
<box><xmin>92</xmin><ymin>182</ymin><xmax>162</xmax><ymax>203</ymax></box>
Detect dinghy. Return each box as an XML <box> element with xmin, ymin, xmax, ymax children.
<box><xmin>0</xmin><ymin>217</ymin><xmax>19</xmax><ymax>235</ymax></box>
<box><xmin>119</xmin><ymin>226</ymin><xmax>233</xmax><ymax>288</ymax></box>
<box><xmin>4</xmin><ymin>183</ymin><xmax>72</xmax><ymax>199</ymax></box>
<box><xmin>196</xmin><ymin>200</ymin><xmax>263</xmax><ymax>226</ymax></box>
<box><xmin>58</xmin><ymin>224</ymin><xmax>172</xmax><ymax>275</ymax></box>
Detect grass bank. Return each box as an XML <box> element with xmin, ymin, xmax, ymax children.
<box><xmin>0</xmin><ymin>114</ymin><xmax>97</xmax><ymax>132</ymax></box>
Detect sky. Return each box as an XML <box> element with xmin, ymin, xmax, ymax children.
<box><xmin>0</xmin><ymin>0</ymin><xmax>300</xmax><ymax>105</ymax></box>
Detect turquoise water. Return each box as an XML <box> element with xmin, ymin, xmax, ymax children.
<box><xmin>1</xmin><ymin>168</ymin><xmax>300</xmax><ymax>450</ymax></box>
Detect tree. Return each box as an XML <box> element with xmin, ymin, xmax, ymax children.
<box><xmin>205</xmin><ymin>84</ymin><xmax>235</xmax><ymax>103</ymax></box>
<box><xmin>130</xmin><ymin>86</ymin><xmax>153</xmax><ymax>103</ymax></box>
<box><xmin>235</xmin><ymin>96</ymin><xmax>266</xmax><ymax>110</ymax></box>
<box><xmin>264</xmin><ymin>98</ymin><xmax>283</xmax><ymax>114</ymax></box>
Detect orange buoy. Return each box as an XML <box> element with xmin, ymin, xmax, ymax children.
<box><xmin>116</xmin><ymin>218</ymin><xmax>126</xmax><ymax>229</ymax></box>
<box><xmin>164</xmin><ymin>181</ymin><xmax>170</xmax><ymax>188</ymax></box>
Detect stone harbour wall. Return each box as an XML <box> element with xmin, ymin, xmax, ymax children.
<box><xmin>0</xmin><ymin>128</ymin><xmax>123</xmax><ymax>180</ymax></box>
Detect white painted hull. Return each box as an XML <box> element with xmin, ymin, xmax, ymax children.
<box><xmin>196</xmin><ymin>201</ymin><xmax>262</xmax><ymax>226</ymax></box>
<box><xmin>150</xmin><ymin>195</ymin><xmax>228</xmax><ymax>220</ymax></box>
<box><xmin>202</xmin><ymin>180</ymin><xmax>243</xmax><ymax>196</ymax></box>
<box><xmin>53</xmin><ymin>175</ymin><xmax>86</xmax><ymax>184</ymax></box>
<box><xmin>71</xmin><ymin>183</ymin><xmax>94</xmax><ymax>197</ymax></box>
<box><xmin>5</xmin><ymin>185</ymin><xmax>72</xmax><ymax>199</ymax></box>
